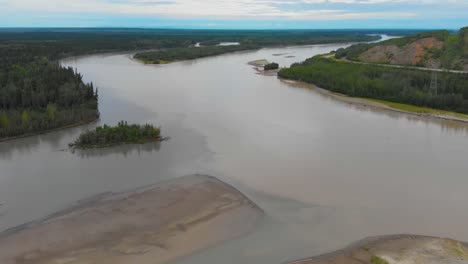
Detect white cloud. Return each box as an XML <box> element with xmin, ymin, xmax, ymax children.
<box><xmin>4</xmin><ymin>0</ymin><xmax>460</xmax><ymax>20</ymax></box>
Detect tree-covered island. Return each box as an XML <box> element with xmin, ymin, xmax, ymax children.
<box><xmin>70</xmin><ymin>121</ymin><xmax>162</xmax><ymax>149</ymax></box>
<box><xmin>134</xmin><ymin>44</ymin><xmax>260</xmax><ymax>64</ymax></box>
<box><xmin>264</xmin><ymin>62</ymin><xmax>279</xmax><ymax>70</ymax></box>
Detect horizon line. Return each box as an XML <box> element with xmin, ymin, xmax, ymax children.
<box><xmin>0</xmin><ymin>26</ymin><xmax>457</xmax><ymax>31</ymax></box>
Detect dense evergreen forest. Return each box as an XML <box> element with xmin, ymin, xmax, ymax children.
<box><xmin>0</xmin><ymin>59</ymin><xmax>98</xmax><ymax>139</ymax></box>
<box><xmin>0</xmin><ymin>28</ymin><xmax>414</xmax><ymax>139</ymax></box>
<box><xmin>279</xmin><ymin>57</ymin><xmax>468</xmax><ymax>114</ymax></box>
<box><xmin>70</xmin><ymin>121</ymin><xmax>161</xmax><ymax>148</ymax></box>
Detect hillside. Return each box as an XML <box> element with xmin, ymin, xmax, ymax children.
<box><xmin>335</xmin><ymin>27</ymin><xmax>468</xmax><ymax>71</ymax></box>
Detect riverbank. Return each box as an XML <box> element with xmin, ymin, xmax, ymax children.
<box><xmin>134</xmin><ymin>57</ymin><xmax>172</xmax><ymax>65</ymax></box>
<box><xmin>278</xmin><ymin>56</ymin><xmax>468</xmax><ymax>123</ymax></box>
<box><xmin>0</xmin><ymin>175</ymin><xmax>264</xmax><ymax>264</ymax></box>
<box><xmin>0</xmin><ymin>117</ymin><xmax>99</xmax><ymax>143</ymax></box>
<box><xmin>280</xmin><ymin>79</ymin><xmax>468</xmax><ymax>125</ymax></box>
<box><xmin>289</xmin><ymin>235</ymin><xmax>468</xmax><ymax>264</ymax></box>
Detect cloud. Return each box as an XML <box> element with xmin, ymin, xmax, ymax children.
<box><xmin>3</xmin><ymin>0</ymin><xmax>466</xmax><ymax>22</ymax></box>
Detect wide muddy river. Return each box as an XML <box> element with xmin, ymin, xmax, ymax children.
<box><xmin>1</xmin><ymin>38</ymin><xmax>468</xmax><ymax>263</ymax></box>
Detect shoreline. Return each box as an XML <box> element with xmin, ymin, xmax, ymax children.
<box><xmin>280</xmin><ymin>79</ymin><xmax>468</xmax><ymax>125</ymax></box>
<box><xmin>69</xmin><ymin>136</ymin><xmax>167</xmax><ymax>150</ymax></box>
<box><xmin>0</xmin><ymin>117</ymin><xmax>100</xmax><ymax>143</ymax></box>
<box><xmin>133</xmin><ymin>57</ymin><xmax>172</xmax><ymax>65</ymax></box>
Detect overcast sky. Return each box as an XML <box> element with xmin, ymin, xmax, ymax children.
<box><xmin>1</xmin><ymin>0</ymin><xmax>467</xmax><ymax>29</ymax></box>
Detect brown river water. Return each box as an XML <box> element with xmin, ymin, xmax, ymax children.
<box><xmin>1</xmin><ymin>37</ymin><xmax>468</xmax><ymax>263</ymax></box>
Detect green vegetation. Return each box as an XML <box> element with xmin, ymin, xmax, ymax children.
<box><xmin>279</xmin><ymin>57</ymin><xmax>468</xmax><ymax>114</ymax></box>
<box><xmin>371</xmin><ymin>255</ymin><xmax>389</xmax><ymax>264</ymax></box>
<box><xmin>335</xmin><ymin>27</ymin><xmax>468</xmax><ymax>70</ymax></box>
<box><xmin>134</xmin><ymin>44</ymin><xmax>259</xmax><ymax>64</ymax></box>
<box><xmin>366</xmin><ymin>98</ymin><xmax>468</xmax><ymax>119</ymax></box>
<box><xmin>0</xmin><ymin>59</ymin><xmax>98</xmax><ymax>139</ymax></box>
<box><xmin>264</xmin><ymin>62</ymin><xmax>279</xmax><ymax>70</ymax></box>
<box><xmin>70</xmin><ymin>121</ymin><xmax>161</xmax><ymax>148</ymax></box>
<box><xmin>173</xmin><ymin>30</ymin><xmax>381</xmax><ymax>47</ymax></box>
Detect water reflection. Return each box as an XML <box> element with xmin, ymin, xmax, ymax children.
<box><xmin>0</xmin><ymin>122</ymin><xmax>98</xmax><ymax>160</ymax></box>
<box><xmin>284</xmin><ymin>80</ymin><xmax>468</xmax><ymax>136</ymax></box>
<box><xmin>70</xmin><ymin>141</ymin><xmax>162</xmax><ymax>158</ymax></box>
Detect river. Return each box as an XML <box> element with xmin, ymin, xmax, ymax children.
<box><xmin>1</xmin><ymin>38</ymin><xmax>468</xmax><ymax>263</ymax></box>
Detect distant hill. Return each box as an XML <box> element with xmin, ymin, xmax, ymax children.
<box><xmin>335</xmin><ymin>27</ymin><xmax>468</xmax><ymax>71</ymax></box>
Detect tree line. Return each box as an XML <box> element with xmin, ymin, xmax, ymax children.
<box><xmin>0</xmin><ymin>57</ymin><xmax>98</xmax><ymax>138</ymax></box>
<box><xmin>279</xmin><ymin>57</ymin><xmax>468</xmax><ymax>114</ymax></box>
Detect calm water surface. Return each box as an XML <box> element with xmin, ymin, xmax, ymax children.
<box><xmin>1</xmin><ymin>39</ymin><xmax>468</xmax><ymax>263</ymax></box>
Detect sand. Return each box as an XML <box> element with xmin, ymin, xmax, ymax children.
<box><xmin>0</xmin><ymin>175</ymin><xmax>264</xmax><ymax>264</ymax></box>
<box><xmin>289</xmin><ymin>235</ymin><xmax>468</xmax><ymax>264</ymax></box>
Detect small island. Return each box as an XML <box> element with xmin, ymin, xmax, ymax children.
<box><xmin>264</xmin><ymin>62</ymin><xmax>279</xmax><ymax>70</ymax></box>
<box><xmin>69</xmin><ymin>121</ymin><xmax>161</xmax><ymax>148</ymax></box>
<box><xmin>134</xmin><ymin>44</ymin><xmax>259</xmax><ymax>64</ymax></box>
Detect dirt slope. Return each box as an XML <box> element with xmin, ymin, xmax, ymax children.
<box><xmin>359</xmin><ymin>37</ymin><xmax>444</xmax><ymax>68</ymax></box>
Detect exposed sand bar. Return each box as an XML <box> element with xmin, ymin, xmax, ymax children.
<box><xmin>0</xmin><ymin>175</ymin><xmax>264</xmax><ymax>264</ymax></box>
<box><xmin>289</xmin><ymin>235</ymin><xmax>468</xmax><ymax>264</ymax></box>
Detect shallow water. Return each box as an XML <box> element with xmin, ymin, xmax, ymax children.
<box><xmin>1</xmin><ymin>39</ymin><xmax>468</xmax><ymax>263</ymax></box>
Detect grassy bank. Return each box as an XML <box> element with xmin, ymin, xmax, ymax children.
<box><xmin>365</xmin><ymin>98</ymin><xmax>468</xmax><ymax>119</ymax></box>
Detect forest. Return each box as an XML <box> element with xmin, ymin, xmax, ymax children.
<box><xmin>134</xmin><ymin>44</ymin><xmax>259</xmax><ymax>64</ymax></box>
<box><xmin>0</xmin><ymin>58</ymin><xmax>98</xmax><ymax>139</ymax></box>
<box><xmin>70</xmin><ymin>121</ymin><xmax>161</xmax><ymax>148</ymax></box>
<box><xmin>278</xmin><ymin>57</ymin><xmax>468</xmax><ymax>114</ymax></box>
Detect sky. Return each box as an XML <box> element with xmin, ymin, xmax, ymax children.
<box><xmin>1</xmin><ymin>0</ymin><xmax>467</xmax><ymax>29</ymax></box>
